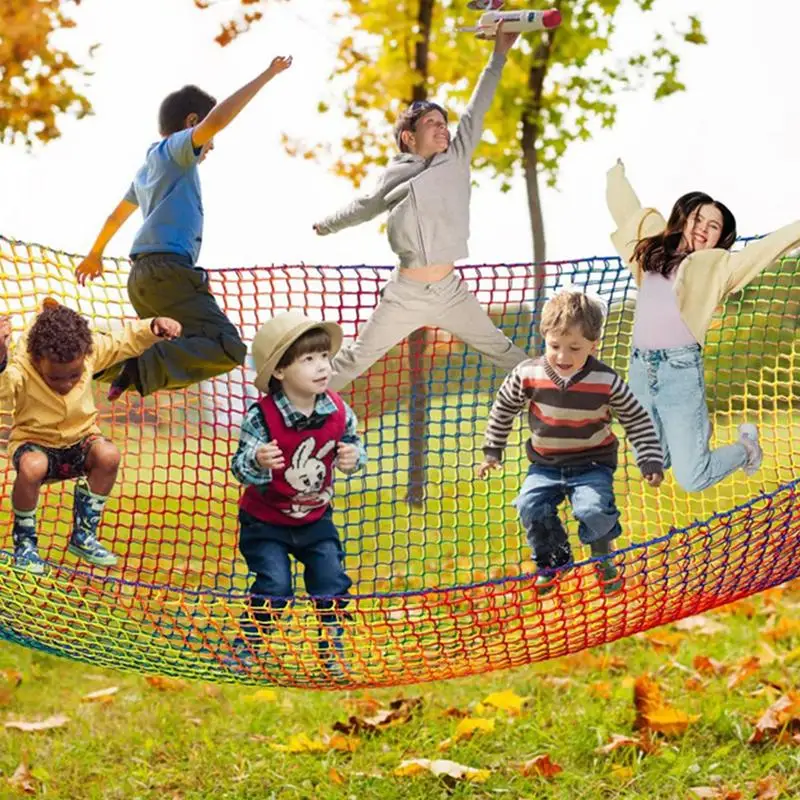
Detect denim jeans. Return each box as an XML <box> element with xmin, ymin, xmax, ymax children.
<box><xmin>628</xmin><ymin>345</ymin><xmax>747</xmax><ymax>493</ymax></box>
<box><xmin>514</xmin><ymin>463</ymin><xmax>622</xmax><ymax>570</ymax></box>
<box><xmin>237</xmin><ymin>510</ymin><xmax>352</xmax><ymax>646</ymax></box>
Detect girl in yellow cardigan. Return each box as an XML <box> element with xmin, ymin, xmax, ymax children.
<box><xmin>0</xmin><ymin>302</ymin><xmax>180</xmax><ymax>573</ymax></box>
<box><xmin>607</xmin><ymin>160</ymin><xmax>800</xmax><ymax>492</ymax></box>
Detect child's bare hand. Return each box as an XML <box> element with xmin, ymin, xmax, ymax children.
<box><xmin>644</xmin><ymin>471</ymin><xmax>664</xmax><ymax>488</ymax></box>
<box><xmin>336</xmin><ymin>442</ymin><xmax>359</xmax><ymax>472</ymax></box>
<box><xmin>151</xmin><ymin>317</ymin><xmax>182</xmax><ymax>339</ymax></box>
<box><xmin>267</xmin><ymin>55</ymin><xmax>293</xmax><ymax>78</ymax></box>
<box><xmin>75</xmin><ymin>253</ymin><xmax>104</xmax><ymax>287</ymax></box>
<box><xmin>0</xmin><ymin>316</ymin><xmax>11</xmax><ymax>361</ymax></box>
<box><xmin>477</xmin><ymin>458</ymin><xmax>501</xmax><ymax>479</ymax></box>
<box><xmin>256</xmin><ymin>440</ymin><xmax>285</xmax><ymax>471</ymax></box>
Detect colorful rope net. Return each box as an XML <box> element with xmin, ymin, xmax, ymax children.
<box><xmin>1</xmin><ymin>234</ymin><xmax>799</xmax><ymax>690</ymax></box>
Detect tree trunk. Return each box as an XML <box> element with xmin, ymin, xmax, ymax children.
<box><xmin>406</xmin><ymin>0</ymin><xmax>435</xmax><ymax>508</ymax></box>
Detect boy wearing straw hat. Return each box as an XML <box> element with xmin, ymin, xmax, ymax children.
<box><xmin>230</xmin><ymin>311</ymin><xmax>366</xmax><ymax>677</ymax></box>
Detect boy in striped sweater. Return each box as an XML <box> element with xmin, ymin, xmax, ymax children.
<box><xmin>478</xmin><ymin>288</ymin><xmax>664</xmax><ymax>595</ymax></box>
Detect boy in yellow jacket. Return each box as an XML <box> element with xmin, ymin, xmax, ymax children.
<box><xmin>0</xmin><ymin>302</ymin><xmax>181</xmax><ymax>573</ymax></box>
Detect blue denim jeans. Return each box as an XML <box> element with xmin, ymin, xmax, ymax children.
<box><xmin>514</xmin><ymin>463</ymin><xmax>622</xmax><ymax>569</ymax></box>
<box><xmin>628</xmin><ymin>345</ymin><xmax>747</xmax><ymax>493</ymax></box>
<box><xmin>237</xmin><ymin>510</ymin><xmax>352</xmax><ymax>646</ymax></box>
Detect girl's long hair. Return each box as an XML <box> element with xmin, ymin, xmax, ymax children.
<box><xmin>633</xmin><ymin>192</ymin><xmax>737</xmax><ymax>277</ymax></box>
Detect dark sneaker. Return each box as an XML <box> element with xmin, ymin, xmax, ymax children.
<box><xmin>107</xmin><ymin>359</ymin><xmax>139</xmax><ymax>402</ymax></box>
<box><xmin>594</xmin><ymin>561</ymin><xmax>623</xmax><ymax>595</ymax></box>
<box><xmin>68</xmin><ymin>533</ymin><xmax>118</xmax><ymax>567</ymax></box>
<box><xmin>12</xmin><ymin>540</ymin><xmax>47</xmax><ymax>575</ymax></box>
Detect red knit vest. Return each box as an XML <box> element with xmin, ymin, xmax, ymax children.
<box><xmin>239</xmin><ymin>392</ymin><xmax>347</xmax><ymax>526</ymax></box>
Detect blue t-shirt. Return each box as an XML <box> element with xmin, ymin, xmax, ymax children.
<box><xmin>126</xmin><ymin>129</ymin><xmax>204</xmax><ymax>265</ymax></box>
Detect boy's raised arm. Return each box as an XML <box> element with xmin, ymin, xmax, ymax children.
<box><xmin>313</xmin><ymin>179</ymin><xmax>388</xmax><ymax>236</ymax></box>
<box><xmin>76</xmin><ymin>197</ymin><xmax>139</xmax><ymax>286</ymax></box>
<box><xmin>191</xmin><ymin>56</ymin><xmax>293</xmax><ymax>149</ymax></box>
<box><xmin>91</xmin><ymin>318</ymin><xmax>181</xmax><ymax>374</ymax></box>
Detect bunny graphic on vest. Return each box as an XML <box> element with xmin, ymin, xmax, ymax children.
<box><xmin>284</xmin><ymin>438</ymin><xmax>337</xmax><ymax>519</ymax></box>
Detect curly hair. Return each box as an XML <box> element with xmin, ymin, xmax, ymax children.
<box><xmin>27</xmin><ymin>305</ymin><xmax>93</xmax><ymax>363</ymax></box>
<box><xmin>540</xmin><ymin>290</ymin><xmax>606</xmax><ymax>342</ymax></box>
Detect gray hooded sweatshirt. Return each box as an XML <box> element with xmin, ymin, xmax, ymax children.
<box><xmin>315</xmin><ymin>52</ymin><xmax>508</xmax><ymax>268</ymax></box>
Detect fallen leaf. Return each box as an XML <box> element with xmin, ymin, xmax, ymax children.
<box><xmin>633</xmin><ymin>674</ymin><xmax>698</xmax><ymax>736</ymax></box>
<box><xmin>748</xmin><ymin>691</ymin><xmax>800</xmax><ymax>744</ymax></box>
<box><xmin>328</xmin><ymin>767</ymin><xmax>345</xmax><ymax>785</ymax></box>
<box><xmin>456</xmin><ymin>717</ymin><xmax>495</xmax><ymax>739</ymax></box>
<box><xmin>689</xmin><ymin>788</ymin><xmax>743</xmax><ymax>799</ymax></box>
<box><xmin>727</xmin><ymin>657</ymin><xmax>761</xmax><ymax>690</ymax></box>
<box><xmin>595</xmin><ymin>733</ymin><xmax>657</xmax><ymax>755</ymax></box>
<box><xmin>712</xmin><ymin>599</ymin><xmax>756</xmax><ymax>618</ymax></box>
<box><xmin>642</xmin><ymin>631</ymin><xmax>685</xmax><ymax>652</ymax></box>
<box><xmin>326</xmin><ymin>733</ymin><xmax>360</xmax><ymax>753</ymax></box>
<box><xmin>395</xmin><ymin>758</ymin><xmax>490</xmax><ymax>783</ymax></box>
<box><xmin>517</xmin><ymin>754</ymin><xmax>563</xmax><ymax>778</ymax></box>
<box><xmin>246</xmin><ymin>689</ymin><xmax>277</xmax><ymax>703</ymax></box>
<box><xmin>7</xmin><ymin>760</ymin><xmax>37</xmax><ymax>795</ymax></box>
<box><xmin>694</xmin><ymin>655</ymin><xmax>727</xmax><ymax>676</ymax></box>
<box><xmin>754</xmin><ymin>775</ymin><xmax>785</xmax><ymax>799</ymax></box>
<box><xmin>685</xmin><ymin>675</ymin><xmax>706</xmax><ymax>692</ymax></box>
<box><xmin>763</xmin><ymin>618</ymin><xmax>800</xmax><ymax>642</ymax></box>
<box><xmin>441</xmin><ymin>707</ymin><xmax>469</xmax><ymax>719</ymax></box>
<box><xmin>333</xmin><ymin>697</ymin><xmax>422</xmax><ymax>735</ymax></box>
<box><xmin>588</xmin><ymin>681</ymin><xmax>612</xmax><ymax>699</ymax></box>
<box><xmin>674</xmin><ymin>616</ymin><xmax>727</xmax><ymax>635</ymax></box>
<box><xmin>611</xmin><ymin>764</ymin><xmax>634</xmax><ymax>781</ymax></box>
<box><xmin>270</xmin><ymin>732</ymin><xmax>327</xmax><ymax>753</ymax></box>
<box><xmin>0</xmin><ymin>688</ymin><xmax>13</xmax><ymax>707</ymax></box>
<box><xmin>5</xmin><ymin>715</ymin><xmax>70</xmax><ymax>732</ymax></box>
<box><xmin>2</xmin><ymin>669</ymin><xmax>23</xmax><ymax>687</ymax></box>
<box><xmin>482</xmin><ymin>689</ymin><xmax>528</xmax><ymax>715</ymax></box>
<box><xmin>145</xmin><ymin>676</ymin><xmax>188</xmax><ymax>691</ymax></box>
<box><xmin>81</xmin><ymin>687</ymin><xmax>119</xmax><ymax>703</ymax></box>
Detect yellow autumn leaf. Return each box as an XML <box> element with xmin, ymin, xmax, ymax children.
<box><xmin>270</xmin><ymin>733</ymin><xmax>327</xmax><ymax>754</ymax></box>
<box><xmin>611</xmin><ymin>764</ymin><xmax>634</xmax><ymax>780</ymax></box>
<box><xmin>394</xmin><ymin>758</ymin><xmax>490</xmax><ymax>783</ymax></box>
<box><xmin>482</xmin><ymin>689</ymin><xmax>528</xmax><ymax>715</ymax></box>
<box><xmin>246</xmin><ymin>689</ymin><xmax>278</xmax><ymax>703</ymax></box>
<box><xmin>642</xmin><ymin>706</ymin><xmax>700</xmax><ymax>736</ymax></box>
<box><xmin>454</xmin><ymin>717</ymin><xmax>495</xmax><ymax>741</ymax></box>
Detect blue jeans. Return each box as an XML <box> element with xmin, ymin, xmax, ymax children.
<box><xmin>237</xmin><ymin>510</ymin><xmax>352</xmax><ymax>643</ymax></box>
<box><xmin>514</xmin><ymin>463</ymin><xmax>622</xmax><ymax>570</ymax></box>
<box><xmin>628</xmin><ymin>345</ymin><xmax>747</xmax><ymax>493</ymax></box>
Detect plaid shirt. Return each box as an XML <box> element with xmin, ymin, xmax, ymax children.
<box><xmin>231</xmin><ymin>390</ymin><xmax>366</xmax><ymax>487</ymax></box>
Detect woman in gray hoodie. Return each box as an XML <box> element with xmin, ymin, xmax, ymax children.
<box><xmin>313</xmin><ymin>24</ymin><xmax>528</xmax><ymax>391</ymax></box>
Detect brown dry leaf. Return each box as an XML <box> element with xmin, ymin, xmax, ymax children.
<box><xmin>346</xmin><ymin>696</ymin><xmax>382</xmax><ymax>716</ymax></box>
<box><xmin>326</xmin><ymin>734</ymin><xmax>360</xmax><ymax>753</ymax></box>
<box><xmin>642</xmin><ymin>631</ymin><xmax>685</xmax><ymax>652</ymax></box>
<box><xmin>7</xmin><ymin>760</ymin><xmax>37</xmax><ymax>795</ymax></box>
<box><xmin>0</xmin><ymin>687</ymin><xmax>13</xmax><ymax>707</ymax></box>
<box><xmin>5</xmin><ymin>715</ymin><xmax>69</xmax><ymax>732</ymax></box>
<box><xmin>145</xmin><ymin>676</ymin><xmax>188</xmax><ymax>691</ymax></box>
<box><xmin>673</xmin><ymin>615</ymin><xmax>727</xmax><ymax>635</ymax></box>
<box><xmin>748</xmin><ymin>691</ymin><xmax>800</xmax><ymax>744</ymax></box>
<box><xmin>754</xmin><ymin>775</ymin><xmax>785</xmax><ymax>799</ymax></box>
<box><xmin>763</xmin><ymin>618</ymin><xmax>800</xmax><ymax>642</ymax></box>
<box><xmin>595</xmin><ymin>733</ymin><xmax>657</xmax><ymax>755</ymax></box>
<box><xmin>694</xmin><ymin>655</ymin><xmax>727</xmax><ymax>676</ymax></box>
<box><xmin>333</xmin><ymin>697</ymin><xmax>422</xmax><ymax>736</ymax></box>
<box><xmin>81</xmin><ymin>687</ymin><xmax>119</xmax><ymax>704</ymax></box>
<box><xmin>517</xmin><ymin>754</ymin><xmax>563</xmax><ymax>778</ymax></box>
<box><xmin>482</xmin><ymin>689</ymin><xmax>528</xmax><ymax>715</ymax></box>
<box><xmin>588</xmin><ymin>681</ymin><xmax>612</xmax><ymax>699</ymax></box>
<box><xmin>2</xmin><ymin>669</ymin><xmax>23</xmax><ymax>687</ymax></box>
<box><xmin>727</xmin><ymin>656</ymin><xmax>761</xmax><ymax>690</ymax></box>
<box><xmin>328</xmin><ymin>767</ymin><xmax>345</xmax><ymax>785</ymax></box>
<box><xmin>633</xmin><ymin>674</ymin><xmax>663</xmax><ymax>717</ymax></box>
<box><xmin>394</xmin><ymin>758</ymin><xmax>490</xmax><ymax>783</ymax></box>
<box><xmin>684</xmin><ymin>675</ymin><xmax>706</xmax><ymax>693</ymax></box>
<box><xmin>441</xmin><ymin>707</ymin><xmax>469</xmax><ymax>719</ymax></box>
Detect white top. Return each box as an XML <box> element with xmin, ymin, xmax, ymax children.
<box><xmin>632</xmin><ymin>271</ymin><xmax>698</xmax><ymax>350</ymax></box>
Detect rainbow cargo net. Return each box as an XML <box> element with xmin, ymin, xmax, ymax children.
<box><xmin>1</xmin><ymin>234</ymin><xmax>799</xmax><ymax>689</ymax></box>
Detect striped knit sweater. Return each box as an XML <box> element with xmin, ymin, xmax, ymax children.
<box><xmin>483</xmin><ymin>356</ymin><xmax>663</xmax><ymax>475</ymax></box>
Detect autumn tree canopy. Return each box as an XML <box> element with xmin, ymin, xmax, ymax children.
<box><xmin>0</xmin><ymin>0</ymin><xmax>92</xmax><ymax>145</ymax></box>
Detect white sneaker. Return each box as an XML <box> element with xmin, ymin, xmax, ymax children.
<box><xmin>738</xmin><ymin>423</ymin><xmax>763</xmax><ymax>477</ymax></box>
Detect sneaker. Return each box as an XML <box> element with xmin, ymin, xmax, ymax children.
<box><xmin>221</xmin><ymin>638</ymin><xmax>279</xmax><ymax>673</ymax></box>
<box><xmin>738</xmin><ymin>423</ymin><xmax>763</xmax><ymax>477</ymax></box>
<box><xmin>12</xmin><ymin>540</ymin><xmax>47</xmax><ymax>576</ymax></box>
<box><xmin>107</xmin><ymin>359</ymin><xmax>139</xmax><ymax>402</ymax></box>
<box><xmin>594</xmin><ymin>561</ymin><xmax>623</xmax><ymax>596</ymax></box>
<box><xmin>68</xmin><ymin>533</ymin><xmax>118</xmax><ymax>567</ymax></box>
<box><xmin>534</xmin><ymin>573</ymin><xmax>557</xmax><ymax>597</ymax></box>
